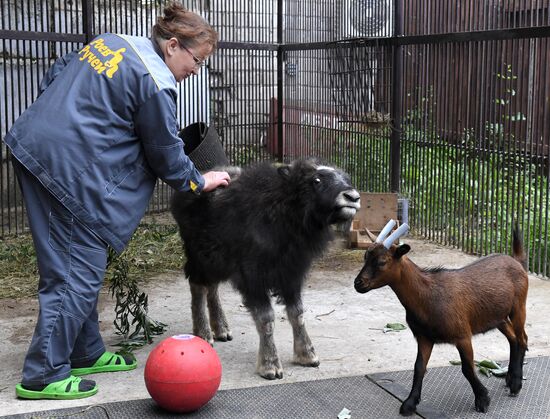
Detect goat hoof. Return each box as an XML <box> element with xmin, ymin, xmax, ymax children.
<box><xmin>475</xmin><ymin>394</ymin><xmax>491</xmax><ymax>413</ymax></box>
<box><xmin>399</xmin><ymin>400</ymin><xmax>417</xmax><ymax>416</ymax></box>
<box><xmin>508</xmin><ymin>379</ymin><xmax>523</xmax><ymax>396</ymax></box>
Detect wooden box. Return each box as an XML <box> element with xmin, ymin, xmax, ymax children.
<box><xmin>349</xmin><ymin>193</ymin><xmax>399</xmax><ymax>248</ymax></box>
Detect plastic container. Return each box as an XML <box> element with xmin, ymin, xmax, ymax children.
<box><xmin>179</xmin><ymin>122</ymin><xmax>229</xmax><ymax>171</ymax></box>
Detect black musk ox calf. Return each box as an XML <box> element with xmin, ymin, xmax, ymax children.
<box><xmin>171</xmin><ymin>159</ymin><xmax>360</xmax><ymax>379</ymax></box>
<box><xmin>354</xmin><ymin>222</ymin><xmax>528</xmax><ymax>415</ymax></box>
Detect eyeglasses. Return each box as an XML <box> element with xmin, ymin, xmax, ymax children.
<box><xmin>180</xmin><ymin>44</ymin><xmax>205</xmax><ymax>68</ymax></box>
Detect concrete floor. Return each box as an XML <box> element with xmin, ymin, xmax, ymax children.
<box><xmin>1</xmin><ymin>237</ymin><xmax>549</xmax><ymax>417</ymax></box>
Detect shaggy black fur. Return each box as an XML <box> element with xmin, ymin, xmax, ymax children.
<box><xmin>171</xmin><ymin>159</ymin><xmax>360</xmax><ymax>379</ymax></box>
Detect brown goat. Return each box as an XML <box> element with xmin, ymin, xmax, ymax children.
<box><xmin>354</xmin><ymin>225</ymin><xmax>528</xmax><ymax>416</ymax></box>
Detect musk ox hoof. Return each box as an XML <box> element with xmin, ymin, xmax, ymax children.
<box><xmin>475</xmin><ymin>393</ymin><xmax>491</xmax><ymax>413</ymax></box>
<box><xmin>258</xmin><ymin>362</ymin><xmax>284</xmax><ymax>380</ymax></box>
<box><xmin>214</xmin><ymin>330</ymin><xmax>233</xmax><ymax>342</ymax></box>
<box><xmin>194</xmin><ymin>328</ymin><xmax>214</xmax><ymax>346</ymax></box>
<box><xmin>294</xmin><ymin>353</ymin><xmax>320</xmax><ymax>367</ymax></box>
<box><xmin>399</xmin><ymin>399</ymin><xmax>417</xmax><ymax>416</ymax></box>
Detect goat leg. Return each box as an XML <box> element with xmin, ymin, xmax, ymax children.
<box><xmin>512</xmin><ymin>327</ymin><xmax>528</xmax><ymax>395</ymax></box>
<box><xmin>511</xmin><ymin>304</ymin><xmax>529</xmax><ymax>396</ymax></box>
<box><xmin>206</xmin><ymin>283</ymin><xmax>233</xmax><ymax>341</ymax></box>
<box><xmin>456</xmin><ymin>338</ymin><xmax>490</xmax><ymax>413</ymax></box>
<box><xmin>400</xmin><ymin>335</ymin><xmax>433</xmax><ymax>416</ymax></box>
<box><xmin>498</xmin><ymin>319</ymin><xmax>522</xmax><ymax>394</ymax></box>
<box><xmin>286</xmin><ymin>301</ymin><xmax>319</xmax><ymax>367</ymax></box>
<box><xmin>501</xmin><ymin>307</ymin><xmax>528</xmax><ymax>395</ymax></box>
<box><xmin>250</xmin><ymin>303</ymin><xmax>283</xmax><ymax>380</ymax></box>
<box><xmin>190</xmin><ymin>281</ymin><xmax>214</xmax><ymax>344</ymax></box>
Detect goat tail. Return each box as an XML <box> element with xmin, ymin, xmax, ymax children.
<box><xmin>512</xmin><ymin>226</ymin><xmax>527</xmax><ymax>271</ymax></box>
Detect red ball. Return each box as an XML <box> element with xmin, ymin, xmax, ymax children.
<box><xmin>144</xmin><ymin>334</ymin><xmax>222</xmax><ymax>412</ymax></box>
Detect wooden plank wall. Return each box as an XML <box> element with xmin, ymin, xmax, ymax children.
<box><xmin>401</xmin><ymin>0</ymin><xmax>549</xmax><ymax>155</ymax></box>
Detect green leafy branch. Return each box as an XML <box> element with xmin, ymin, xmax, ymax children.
<box><xmin>449</xmin><ymin>359</ymin><xmax>509</xmax><ymax>378</ymax></box>
<box><xmin>107</xmin><ymin>248</ymin><xmax>167</xmax><ymax>352</ymax></box>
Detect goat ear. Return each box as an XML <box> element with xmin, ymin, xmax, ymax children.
<box><xmin>393</xmin><ymin>244</ymin><xmax>410</xmax><ymax>259</ymax></box>
<box><xmin>277</xmin><ymin>165</ymin><xmax>291</xmax><ymax>179</ymax></box>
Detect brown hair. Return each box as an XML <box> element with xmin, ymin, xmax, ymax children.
<box><xmin>152</xmin><ymin>2</ymin><xmax>218</xmax><ymax>51</ymax></box>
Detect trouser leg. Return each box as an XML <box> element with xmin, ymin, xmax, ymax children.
<box><xmin>13</xmin><ymin>159</ymin><xmax>108</xmax><ymax>386</ymax></box>
<box><xmin>70</xmin><ymin>300</ymin><xmax>104</xmax><ymax>364</ymax></box>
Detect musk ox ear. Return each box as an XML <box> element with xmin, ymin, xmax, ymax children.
<box><xmin>393</xmin><ymin>244</ymin><xmax>410</xmax><ymax>259</ymax></box>
<box><xmin>277</xmin><ymin>165</ymin><xmax>291</xmax><ymax>179</ymax></box>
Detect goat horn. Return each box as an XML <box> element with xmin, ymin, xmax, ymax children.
<box><xmin>376</xmin><ymin>219</ymin><xmax>397</xmax><ymax>243</ymax></box>
<box><xmin>363</xmin><ymin>228</ymin><xmax>378</xmax><ymax>242</ymax></box>
<box><xmin>383</xmin><ymin>223</ymin><xmax>410</xmax><ymax>249</ymax></box>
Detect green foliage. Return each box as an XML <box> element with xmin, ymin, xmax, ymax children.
<box><xmin>326</xmin><ymin>128</ymin><xmax>391</xmax><ymax>192</ymax></box>
<box><xmin>495</xmin><ymin>63</ymin><xmax>526</xmax><ymax>123</ymax></box>
<box><xmin>107</xmin><ymin>248</ymin><xmax>167</xmax><ymax>352</ymax></box>
<box><xmin>395</xmin><ymin>64</ymin><xmax>547</xmax><ymax>275</ymax></box>
<box><xmin>105</xmin><ymin>224</ymin><xmax>185</xmax><ymax>351</ymax></box>
<box><xmin>323</xmin><ymin>95</ymin><xmax>547</xmax><ymax>276</ymax></box>
<box><xmin>450</xmin><ymin>359</ymin><xmax>508</xmax><ymax>378</ymax></box>
<box><xmin>0</xmin><ymin>235</ymin><xmax>39</xmax><ymax>298</ymax></box>
<box><xmin>399</xmin><ymin>136</ymin><xmax>549</xmax><ymax>271</ymax></box>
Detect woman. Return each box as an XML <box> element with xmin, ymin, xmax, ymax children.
<box><xmin>4</xmin><ymin>3</ymin><xmax>229</xmax><ymax>400</ymax></box>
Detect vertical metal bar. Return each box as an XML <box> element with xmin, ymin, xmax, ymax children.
<box><xmin>390</xmin><ymin>0</ymin><xmax>403</xmax><ymax>192</ymax></box>
<box><xmin>436</xmin><ymin>41</ymin><xmax>444</xmax><ymax>243</ymax></box>
<box><xmin>1</xmin><ymin>2</ymin><xmax>8</xmax><ymax>236</ymax></box>
<box><xmin>83</xmin><ymin>0</ymin><xmax>94</xmax><ymax>43</ymax></box>
<box><xmin>487</xmin><ymin>38</ymin><xmax>498</xmax><ymax>254</ymax></box>
<box><xmin>276</xmin><ymin>0</ymin><xmax>283</xmax><ymax>162</ymax></box>
<box><xmin>542</xmin><ymin>36</ymin><xmax>549</xmax><ymax>277</ymax></box>
<box><xmin>442</xmin><ymin>39</ymin><xmax>451</xmax><ymax>246</ymax></box>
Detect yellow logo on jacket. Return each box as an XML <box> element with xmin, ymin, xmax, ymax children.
<box><xmin>78</xmin><ymin>38</ymin><xmax>125</xmax><ymax>78</ymax></box>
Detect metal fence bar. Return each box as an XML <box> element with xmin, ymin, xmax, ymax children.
<box><xmin>390</xmin><ymin>0</ymin><xmax>404</xmax><ymax>192</ymax></box>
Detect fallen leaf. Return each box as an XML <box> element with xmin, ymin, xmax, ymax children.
<box><xmin>383</xmin><ymin>323</ymin><xmax>407</xmax><ymax>333</ymax></box>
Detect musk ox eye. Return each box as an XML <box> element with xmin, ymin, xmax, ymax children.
<box><xmin>313</xmin><ymin>177</ymin><xmax>321</xmax><ymax>185</ymax></box>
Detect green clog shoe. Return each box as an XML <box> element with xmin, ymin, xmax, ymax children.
<box><xmin>15</xmin><ymin>375</ymin><xmax>98</xmax><ymax>400</ymax></box>
<box><xmin>71</xmin><ymin>351</ymin><xmax>137</xmax><ymax>376</ymax></box>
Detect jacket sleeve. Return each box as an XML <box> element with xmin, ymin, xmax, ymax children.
<box><xmin>39</xmin><ymin>51</ymin><xmax>79</xmax><ymax>96</ymax></box>
<box><xmin>133</xmin><ymin>88</ymin><xmax>205</xmax><ymax>194</ymax></box>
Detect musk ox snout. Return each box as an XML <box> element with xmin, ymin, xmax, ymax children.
<box><xmin>335</xmin><ymin>188</ymin><xmax>361</xmax><ymax>220</ymax></box>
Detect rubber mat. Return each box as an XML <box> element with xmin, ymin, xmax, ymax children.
<box><xmin>6</xmin><ymin>357</ymin><xmax>549</xmax><ymax>419</ymax></box>
<box><xmin>369</xmin><ymin>356</ymin><xmax>550</xmax><ymax>419</ymax></box>
<box><xmin>5</xmin><ymin>375</ymin><xmax>417</xmax><ymax>419</ymax></box>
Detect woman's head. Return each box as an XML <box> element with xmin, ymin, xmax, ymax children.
<box><xmin>153</xmin><ymin>3</ymin><xmax>218</xmax><ymax>81</ymax></box>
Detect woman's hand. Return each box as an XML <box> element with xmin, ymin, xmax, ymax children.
<box><xmin>201</xmin><ymin>171</ymin><xmax>231</xmax><ymax>192</ymax></box>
